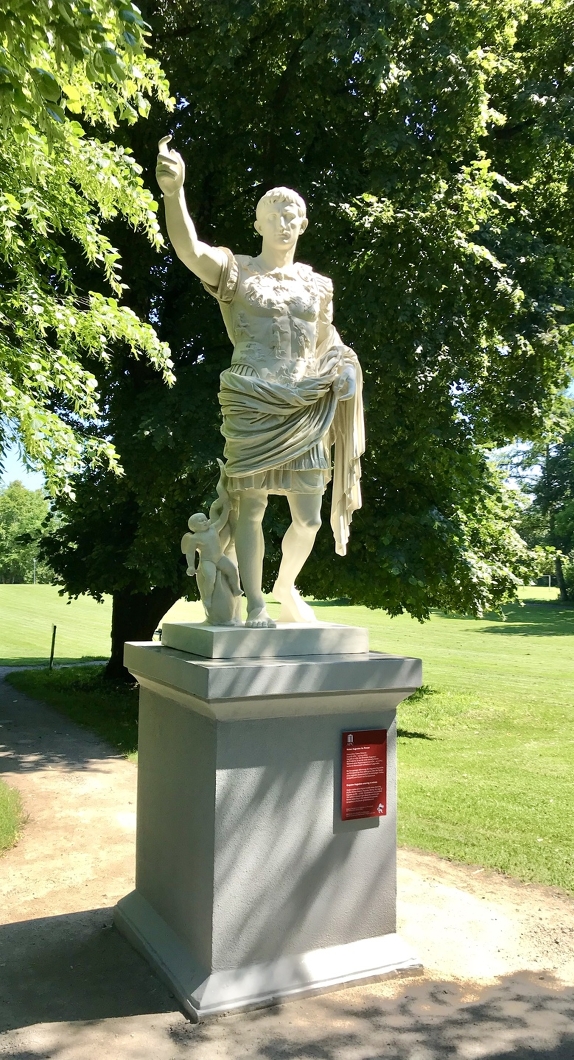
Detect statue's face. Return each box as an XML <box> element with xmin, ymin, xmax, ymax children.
<box><xmin>255</xmin><ymin>200</ymin><xmax>308</xmax><ymax>249</ymax></box>
<box><xmin>189</xmin><ymin>513</ymin><xmax>209</xmax><ymax>531</ymax></box>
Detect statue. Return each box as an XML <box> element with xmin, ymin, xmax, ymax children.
<box><xmin>181</xmin><ymin>462</ymin><xmax>243</xmax><ymax>627</ymax></box>
<box><xmin>157</xmin><ymin>136</ymin><xmax>365</xmax><ymax>629</ymax></box>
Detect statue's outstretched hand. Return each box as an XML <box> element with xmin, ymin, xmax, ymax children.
<box><xmin>156</xmin><ymin>135</ymin><xmax>185</xmax><ymax>197</ymax></box>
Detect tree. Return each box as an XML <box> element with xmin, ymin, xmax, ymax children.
<box><xmin>45</xmin><ymin>0</ymin><xmax>574</xmax><ymax>675</ymax></box>
<box><xmin>0</xmin><ymin>0</ymin><xmax>174</xmax><ymax>491</ymax></box>
<box><xmin>511</xmin><ymin>402</ymin><xmax>574</xmax><ymax>601</ymax></box>
<box><xmin>0</xmin><ymin>480</ymin><xmax>52</xmax><ymax>582</ymax></box>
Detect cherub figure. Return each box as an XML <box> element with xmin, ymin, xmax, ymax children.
<box><xmin>181</xmin><ymin>502</ymin><xmax>242</xmax><ymax>622</ymax></box>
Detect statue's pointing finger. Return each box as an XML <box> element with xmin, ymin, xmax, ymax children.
<box><xmin>156</xmin><ymin>135</ymin><xmax>185</xmax><ymax>196</ymax></box>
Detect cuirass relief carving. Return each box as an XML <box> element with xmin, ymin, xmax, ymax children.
<box><xmin>230</xmin><ymin>263</ymin><xmax>322</xmax><ymax>384</ymax></box>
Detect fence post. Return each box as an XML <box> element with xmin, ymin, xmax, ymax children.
<box><xmin>49</xmin><ymin>625</ymin><xmax>57</xmax><ymax>670</ymax></box>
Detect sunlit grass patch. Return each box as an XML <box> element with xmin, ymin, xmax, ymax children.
<box><xmin>0</xmin><ymin>778</ymin><xmax>23</xmax><ymax>853</ymax></box>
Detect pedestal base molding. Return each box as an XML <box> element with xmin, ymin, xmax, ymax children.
<box><xmin>115</xmin><ymin>890</ymin><xmax>422</xmax><ymax>1022</ymax></box>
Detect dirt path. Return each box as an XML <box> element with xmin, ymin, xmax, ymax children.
<box><xmin>1</xmin><ymin>671</ymin><xmax>573</xmax><ymax>1059</ymax></box>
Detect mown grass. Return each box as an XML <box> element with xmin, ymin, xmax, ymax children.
<box><xmin>311</xmin><ymin>587</ymin><xmax>574</xmax><ymax>894</ymax></box>
<box><xmin>0</xmin><ymin>584</ymin><xmax>111</xmax><ymax>665</ymax></box>
<box><xmin>5</xmin><ymin>585</ymin><xmax>573</xmax><ymax>892</ymax></box>
<box><xmin>0</xmin><ymin>777</ymin><xmax>23</xmax><ymax>853</ymax></box>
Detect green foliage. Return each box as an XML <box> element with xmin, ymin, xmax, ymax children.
<box><xmin>0</xmin><ymin>776</ymin><xmax>23</xmax><ymax>853</ymax></box>
<box><xmin>0</xmin><ymin>479</ymin><xmax>52</xmax><ymax>582</ymax></box>
<box><xmin>46</xmin><ymin>0</ymin><xmax>574</xmax><ymax>622</ymax></box>
<box><xmin>0</xmin><ymin>0</ymin><xmax>167</xmax><ymax>134</ymax></box>
<box><xmin>0</xmin><ymin>0</ymin><xmax>175</xmax><ymax>490</ymax></box>
<box><xmin>7</xmin><ymin>664</ymin><xmax>139</xmax><ymax>757</ymax></box>
<box><xmin>533</xmin><ymin>413</ymin><xmax>574</xmax><ymax>558</ymax></box>
<box><xmin>509</xmin><ymin>400</ymin><xmax>574</xmax><ymax>598</ymax></box>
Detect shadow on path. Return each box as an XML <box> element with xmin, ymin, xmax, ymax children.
<box><xmin>0</xmin><ymin>908</ymin><xmax>177</xmax><ymax>1032</ymax></box>
<box><xmin>1</xmin><ymin>907</ymin><xmax>573</xmax><ymax>1059</ymax></box>
<box><xmin>0</xmin><ymin>671</ymin><xmax>121</xmax><ymax>774</ymax></box>
<box><xmin>168</xmin><ymin>973</ymin><xmax>574</xmax><ymax>1059</ymax></box>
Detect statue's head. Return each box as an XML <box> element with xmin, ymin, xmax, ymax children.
<box><xmin>254</xmin><ymin>187</ymin><xmax>308</xmax><ymax>248</ymax></box>
<box><xmin>188</xmin><ymin>512</ymin><xmax>210</xmax><ymax>532</ymax></box>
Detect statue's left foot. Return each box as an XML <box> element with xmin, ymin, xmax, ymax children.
<box><xmin>246</xmin><ymin>606</ymin><xmax>276</xmax><ymax>628</ymax></box>
<box><xmin>272</xmin><ymin>582</ymin><xmax>317</xmax><ymax>624</ymax></box>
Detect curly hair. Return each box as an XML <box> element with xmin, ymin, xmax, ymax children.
<box><xmin>255</xmin><ymin>186</ymin><xmax>307</xmax><ymax>221</ymax></box>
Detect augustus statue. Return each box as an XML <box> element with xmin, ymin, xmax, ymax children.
<box><xmin>156</xmin><ymin>136</ymin><xmax>365</xmax><ymax>628</ymax></box>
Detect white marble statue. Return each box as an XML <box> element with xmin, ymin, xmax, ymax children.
<box><xmin>181</xmin><ymin>463</ymin><xmax>243</xmax><ymax>626</ymax></box>
<box><xmin>157</xmin><ymin>136</ymin><xmax>365</xmax><ymax>628</ymax></box>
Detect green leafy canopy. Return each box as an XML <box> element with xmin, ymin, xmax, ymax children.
<box><xmin>46</xmin><ymin>0</ymin><xmax>574</xmax><ymax>636</ymax></box>
<box><xmin>0</xmin><ymin>0</ymin><xmax>175</xmax><ymax>492</ymax></box>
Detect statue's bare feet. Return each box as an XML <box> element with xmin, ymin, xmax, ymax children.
<box><xmin>272</xmin><ymin>582</ymin><xmax>317</xmax><ymax>624</ymax></box>
<box><xmin>246</xmin><ymin>606</ymin><xmax>276</xmax><ymax>628</ymax></box>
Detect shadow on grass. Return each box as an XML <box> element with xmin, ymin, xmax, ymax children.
<box><xmin>432</xmin><ymin>602</ymin><xmax>574</xmax><ymax>637</ymax></box>
<box><xmin>480</xmin><ymin>605</ymin><xmax>574</xmax><ymax>638</ymax></box>
<box><xmin>404</xmin><ymin>684</ymin><xmax>436</xmax><ymax>702</ymax></box>
<box><xmin>397</xmin><ymin>728</ymin><xmax>434</xmax><ymax>740</ymax></box>
<box><xmin>311</xmin><ymin>598</ymin><xmax>352</xmax><ymax>607</ymax></box>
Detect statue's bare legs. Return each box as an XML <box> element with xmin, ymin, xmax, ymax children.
<box><xmin>234</xmin><ymin>490</ymin><xmax>322</xmax><ymax>626</ymax></box>
<box><xmin>234</xmin><ymin>490</ymin><xmax>276</xmax><ymax>627</ymax></box>
<box><xmin>272</xmin><ymin>493</ymin><xmax>322</xmax><ymax>623</ymax></box>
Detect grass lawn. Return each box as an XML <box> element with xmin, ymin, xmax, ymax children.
<box><xmin>0</xmin><ymin>585</ymin><xmax>111</xmax><ymax>665</ymax></box>
<box><xmin>313</xmin><ymin>587</ymin><xmax>574</xmax><ymax>894</ymax></box>
<box><xmin>5</xmin><ymin>585</ymin><xmax>573</xmax><ymax>893</ymax></box>
<box><xmin>0</xmin><ymin>777</ymin><xmax>23</xmax><ymax>853</ymax></box>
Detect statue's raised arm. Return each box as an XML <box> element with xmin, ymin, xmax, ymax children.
<box><xmin>156</xmin><ymin>136</ymin><xmax>226</xmax><ymax>289</ymax></box>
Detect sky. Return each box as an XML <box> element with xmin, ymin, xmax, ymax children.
<box><xmin>1</xmin><ymin>444</ymin><xmax>45</xmax><ymax>490</ymax></box>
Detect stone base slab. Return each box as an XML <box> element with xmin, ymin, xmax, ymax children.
<box><xmin>124</xmin><ymin>642</ymin><xmax>422</xmax><ymax>707</ymax></box>
<box><xmin>161</xmin><ymin>621</ymin><xmax>369</xmax><ymax>659</ymax></box>
<box><xmin>114</xmin><ymin>890</ymin><xmax>422</xmax><ymax>1022</ymax></box>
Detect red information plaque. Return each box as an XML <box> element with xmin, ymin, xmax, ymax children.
<box><xmin>341</xmin><ymin>729</ymin><xmax>387</xmax><ymax>821</ymax></box>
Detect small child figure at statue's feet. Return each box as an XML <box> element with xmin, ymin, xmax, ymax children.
<box><xmin>182</xmin><ymin>513</ymin><xmax>242</xmax><ymax>613</ymax></box>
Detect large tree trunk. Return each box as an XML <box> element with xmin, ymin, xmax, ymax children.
<box><xmin>105</xmin><ymin>586</ymin><xmax>179</xmax><ymax>682</ymax></box>
<box><xmin>555</xmin><ymin>555</ymin><xmax>569</xmax><ymax>603</ymax></box>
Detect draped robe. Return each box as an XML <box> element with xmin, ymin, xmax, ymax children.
<box><xmin>203</xmin><ymin>250</ymin><xmax>365</xmax><ymax>556</ymax></box>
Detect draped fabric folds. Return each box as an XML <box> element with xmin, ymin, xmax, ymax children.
<box><xmin>219</xmin><ymin>329</ymin><xmax>364</xmax><ymax>557</ymax></box>
<box><xmin>206</xmin><ymin>248</ymin><xmax>365</xmax><ymax>556</ymax></box>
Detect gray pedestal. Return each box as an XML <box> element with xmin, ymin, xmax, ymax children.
<box><xmin>114</xmin><ymin>631</ymin><xmax>423</xmax><ymax>1021</ymax></box>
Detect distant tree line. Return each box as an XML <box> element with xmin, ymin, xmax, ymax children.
<box><xmin>510</xmin><ymin>401</ymin><xmax>574</xmax><ymax>602</ymax></box>
<box><xmin>0</xmin><ymin>482</ymin><xmax>52</xmax><ymax>584</ymax></box>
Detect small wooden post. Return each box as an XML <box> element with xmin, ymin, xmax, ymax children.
<box><xmin>49</xmin><ymin>625</ymin><xmax>57</xmax><ymax>670</ymax></box>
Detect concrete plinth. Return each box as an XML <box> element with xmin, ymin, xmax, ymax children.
<box><xmin>114</xmin><ymin>635</ymin><xmax>423</xmax><ymax>1021</ymax></box>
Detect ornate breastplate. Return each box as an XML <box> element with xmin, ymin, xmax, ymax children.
<box><xmin>229</xmin><ymin>261</ymin><xmax>321</xmax><ymax>384</ymax></box>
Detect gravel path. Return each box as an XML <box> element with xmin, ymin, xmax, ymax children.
<box><xmin>1</xmin><ymin>672</ymin><xmax>573</xmax><ymax>1059</ymax></box>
